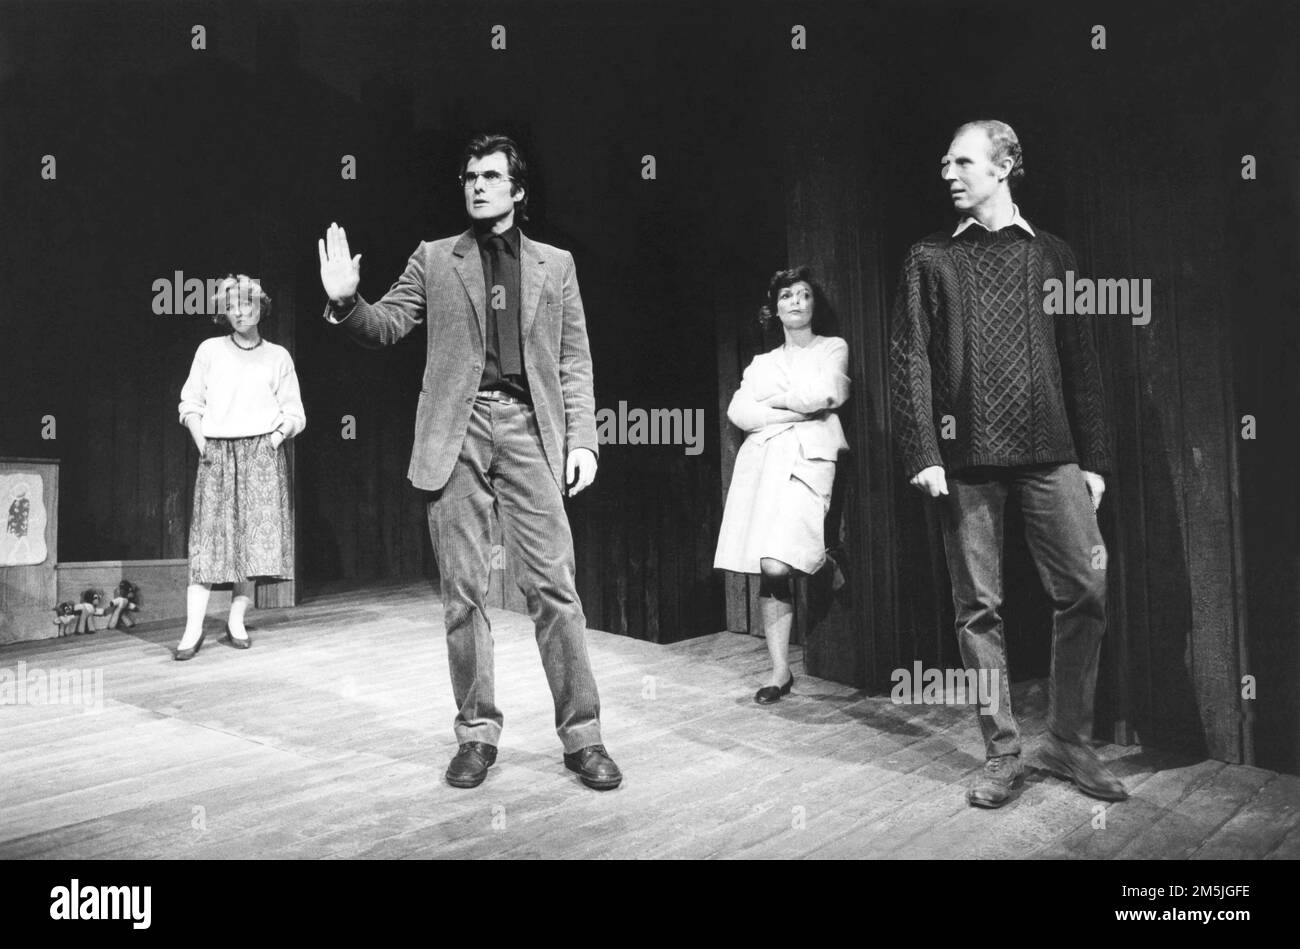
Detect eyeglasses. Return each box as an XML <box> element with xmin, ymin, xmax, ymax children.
<box><xmin>460</xmin><ymin>171</ymin><xmax>514</xmax><ymax>189</ymax></box>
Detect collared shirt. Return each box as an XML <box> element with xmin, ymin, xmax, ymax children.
<box><xmin>474</xmin><ymin>224</ymin><xmax>529</xmax><ymax>402</ymax></box>
<box><xmin>952</xmin><ymin>203</ymin><xmax>1036</xmax><ymax>238</ymax></box>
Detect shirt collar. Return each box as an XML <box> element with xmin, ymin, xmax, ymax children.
<box><xmin>952</xmin><ymin>204</ymin><xmax>1035</xmax><ymax>238</ymax></box>
<box><xmin>475</xmin><ymin>224</ymin><xmax>521</xmax><ymax>257</ymax></box>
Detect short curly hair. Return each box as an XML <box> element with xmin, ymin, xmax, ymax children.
<box><xmin>209</xmin><ymin>273</ymin><xmax>271</xmax><ymax>326</ymax></box>
<box><xmin>953</xmin><ymin>119</ymin><xmax>1025</xmax><ymax>185</ymax></box>
<box><xmin>758</xmin><ymin>265</ymin><xmax>820</xmax><ymax>326</ymax></box>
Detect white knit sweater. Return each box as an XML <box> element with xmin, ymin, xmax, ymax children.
<box><xmin>178</xmin><ymin>336</ymin><xmax>306</xmax><ymax>439</ymax></box>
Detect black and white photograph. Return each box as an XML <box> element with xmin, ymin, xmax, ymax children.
<box><xmin>0</xmin><ymin>0</ymin><xmax>1296</xmax><ymax>910</ymax></box>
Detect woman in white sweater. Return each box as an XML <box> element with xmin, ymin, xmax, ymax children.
<box><xmin>174</xmin><ymin>275</ymin><xmax>305</xmax><ymax>659</ymax></box>
<box><xmin>715</xmin><ymin>267</ymin><xmax>849</xmax><ymax>703</ymax></box>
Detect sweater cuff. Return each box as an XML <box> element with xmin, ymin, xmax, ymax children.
<box><xmin>324</xmin><ymin>296</ymin><xmax>358</xmax><ymax>324</ymax></box>
<box><xmin>904</xmin><ymin>451</ymin><xmax>945</xmax><ymax>480</ymax></box>
<box><xmin>1077</xmin><ymin>454</ymin><xmax>1112</xmax><ymax>478</ymax></box>
<box><xmin>275</xmin><ymin>415</ymin><xmax>305</xmax><ymax>439</ymax></box>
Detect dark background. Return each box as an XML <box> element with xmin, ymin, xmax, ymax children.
<box><xmin>1</xmin><ymin>0</ymin><xmax>1295</xmax><ymax>772</ymax></box>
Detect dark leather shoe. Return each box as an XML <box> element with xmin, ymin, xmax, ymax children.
<box><xmin>1040</xmin><ymin>733</ymin><xmax>1129</xmax><ymax>801</ymax></box>
<box><xmin>445</xmin><ymin>741</ymin><xmax>497</xmax><ymax>789</ymax></box>
<box><xmin>174</xmin><ymin>628</ymin><xmax>207</xmax><ymax>661</ymax></box>
<box><xmin>821</xmin><ymin>549</ymin><xmax>847</xmax><ymax>592</ymax></box>
<box><xmin>563</xmin><ymin>744</ymin><xmax>622</xmax><ymax>790</ymax></box>
<box><xmin>754</xmin><ymin>674</ymin><xmax>794</xmax><ymax>705</ymax></box>
<box><xmin>967</xmin><ymin>753</ymin><xmax>1025</xmax><ymax>808</ymax></box>
<box><xmin>221</xmin><ymin>623</ymin><xmax>251</xmax><ymax>649</ymax></box>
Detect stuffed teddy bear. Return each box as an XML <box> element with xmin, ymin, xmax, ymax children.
<box><xmin>53</xmin><ymin>601</ymin><xmax>78</xmax><ymax>637</ymax></box>
<box><xmin>75</xmin><ymin>588</ymin><xmax>107</xmax><ymax>634</ymax></box>
<box><xmin>108</xmin><ymin>579</ymin><xmax>140</xmax><ymax>629</ymax></box>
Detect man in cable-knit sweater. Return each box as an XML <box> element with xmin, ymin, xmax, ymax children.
<box><xmin>890</xmin><ymin>119</ymin><xmax>1127</xmax><ymax>808</ymax></box>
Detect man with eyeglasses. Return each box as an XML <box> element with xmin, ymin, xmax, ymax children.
<box><xmin>317</xmin><ymin>133</ymin><xmax>620</xmax><ymax>791</ymax></box>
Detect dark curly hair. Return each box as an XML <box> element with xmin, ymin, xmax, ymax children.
<box><xmin>758</xmin><ymin>265</ymin><xmax>824</xmax><ymax>328</ymax></box>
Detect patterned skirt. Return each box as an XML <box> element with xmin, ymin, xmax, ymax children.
<box><xmin>189</xmin><ymin>434</ymin><xmax>293</xmax><ymax>583</ymax></box>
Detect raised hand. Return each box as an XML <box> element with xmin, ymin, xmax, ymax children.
<box><xmin>318</xmin><ymin>222</ymin><xmax>361</xmax><ymax>301</ymax></box>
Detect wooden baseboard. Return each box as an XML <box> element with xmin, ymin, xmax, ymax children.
<box><xmin>43</xmin><ymin>559</ymin><xmax>233</xmax><ymax>642</ymax></box>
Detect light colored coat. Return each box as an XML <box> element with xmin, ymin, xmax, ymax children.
<box><xmin>714</xmin><ymin>335</ymin><xmax>850</xmax><ymax>574</ymax></box>
<box><xmin>325</xmin><ymin>229</ymin><xmax>597</xmax><ymax>492</ymax></box>
<box><xmin>726</xmin><ymin>335</ymin><xmax>850</xmax><ymax>458</ymax></box>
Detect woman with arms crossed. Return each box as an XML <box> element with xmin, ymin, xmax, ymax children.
<box><xmin>715</xmin><ymin>267</ymin><xmax>850</xmax><ymax>703</ymax></box>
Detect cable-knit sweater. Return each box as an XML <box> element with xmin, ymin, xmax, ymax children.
<box><xmin>889</xmin><ymin>224</ymin><xmax>1112</xmax><ymax>479</ymax></box>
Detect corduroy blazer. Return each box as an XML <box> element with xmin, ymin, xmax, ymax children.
<box><xmin>325</xmin><ymin>229</ymin><xmax>598</xmax><ymax>491</ymax></box>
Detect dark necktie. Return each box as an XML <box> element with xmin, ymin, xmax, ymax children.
<box><xmin>487</xmin><ymin>235</ymin><xmax>522</xmax><ymax>376</ymax></box>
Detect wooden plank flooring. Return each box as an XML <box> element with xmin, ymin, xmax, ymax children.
<box><xmin>0</xmin><ymin>582</ymin><xmax>1295</xmax><ymax>860</ymax></box>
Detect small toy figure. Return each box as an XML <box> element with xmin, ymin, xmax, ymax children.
<box><xmin>75</xmin><ymin>588</ymin><xmax>107</xmax><ymax>634</ymax></box>
<box><xmin>108</xmin><ymin>580</ymin><xmax>140</xmax><ymax>629</ymax></box>
<box><xmin>53</xmin><ymin>601</ymin><xmax>78</xmax><ymax>637</ymax></box>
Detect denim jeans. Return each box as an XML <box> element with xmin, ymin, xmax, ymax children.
<box><xmin>426</xmin><ymin>397</ymin><xmax>603</xmax><ymax>753</ymax></box>
<box><xmin>938</xmin><ymin>463</ymin><xmax>1107</xmax><ymax>757</ymax></box>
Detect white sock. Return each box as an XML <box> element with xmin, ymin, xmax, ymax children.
<box><xmin>181</xmin><ymin>584</ymin><xmax>211</xmax><ymax>646</ymax></box>
<box><xmin>228</xmin><ymin>585</ymin><xmax>254</xmax><ymax>638</ymax></box>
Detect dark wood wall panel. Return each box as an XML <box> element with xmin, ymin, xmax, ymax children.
<box><xmin>775</xmin><ymin>78</ymin><xmax>882</xmax><ymax>688</ymax></box>
<box><xmin>1223</xmin><ymin>9</ymin><xmax>1300</xmax><ymax>775</ymax></box>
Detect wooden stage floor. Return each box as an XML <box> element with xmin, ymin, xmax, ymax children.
<box><xmin>2</xmin><ymin>582</ymin><xmax>1297</xmax><ymax>860</ymax></box>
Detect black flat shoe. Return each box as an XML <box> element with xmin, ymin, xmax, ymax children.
<box><xmin>174</xmin><ymin>628</ymin><xmax>207</xmax><ymax>661</ymax></box>
<box><xmin>754</xmin><ymin>674</ymin><xmax>795</xmax><ymax>705</ymax></box>
<box><xmin>445</xmin><ymin>741</ymin><xmax>498</xmax><ymax>789</ymax></box>
<box><xmin>824</xmin><ymin>549</ymin><xmax>847</xmax><ymax>592</ymax></box>
<box><xmin>563</xmin><ymin>744</ymin><xmax>623</xmax><ymax>790</ymax></box>
<box><xmin>221</xmin><ymin>622</ymin><xmax>251</xmax><ymax>649</ymax></box>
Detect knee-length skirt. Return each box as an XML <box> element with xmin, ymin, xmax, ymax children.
<box><xmin>189</xmin><ymin>434</ymin><xmax>294</xmax><ymax>583</ymax></box>
<box><xmin>713</xmin><ymin>428</ymin><xmax>835</xmax><ymax>576</ymax></box>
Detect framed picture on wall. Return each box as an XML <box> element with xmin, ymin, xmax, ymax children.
<box><xmin>0</xmin><ymin>470</ymin><xmax>49</xmax><ymax>567</ymax></box>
